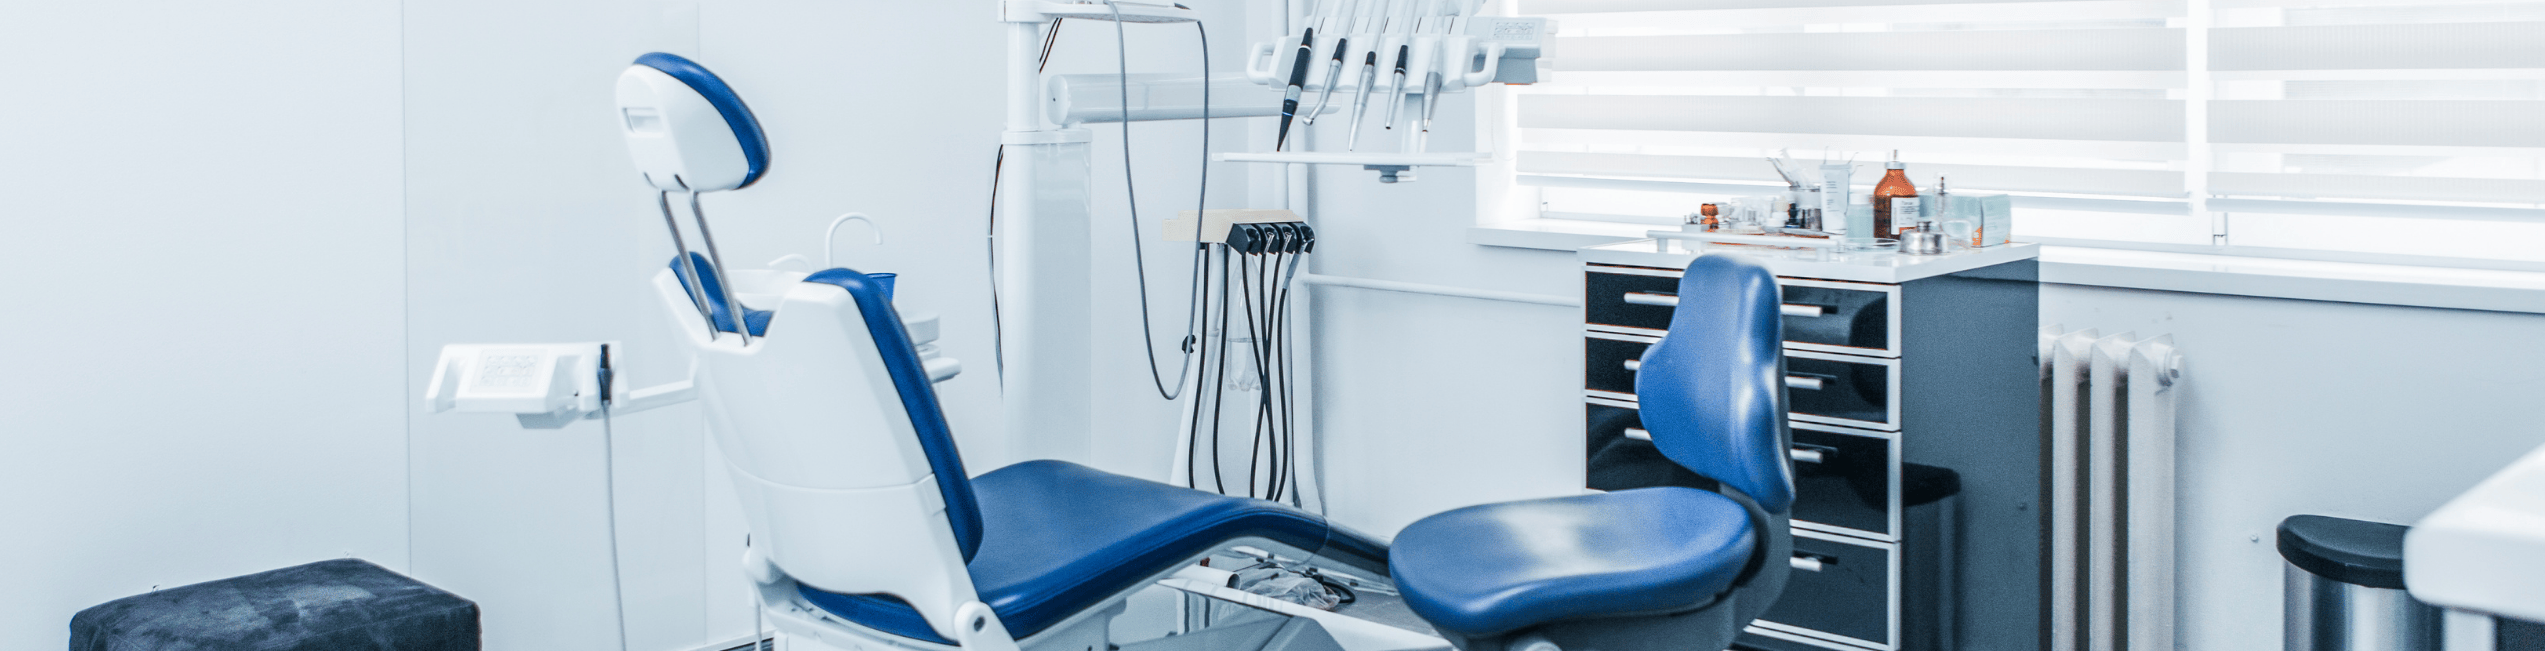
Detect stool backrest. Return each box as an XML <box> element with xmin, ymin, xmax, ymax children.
<box><xmin>1633</xmin><ymin>254</ymin><xmax>1795</xmax><ymax>513</ymax></box>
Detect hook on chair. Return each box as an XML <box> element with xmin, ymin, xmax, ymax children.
<box><xmin>825</xmin><ymin>212</ymin><xmax>883</xmax><ymax>269</ymax></box>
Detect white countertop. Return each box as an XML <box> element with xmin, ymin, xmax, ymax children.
<box><xmin>2408</xmin><ymin>443</ymin><xmax>2545</xmax><ymax>621</ymax></box>
<box><xmin>1579</xmin><ymin>237</ymin><xmax>2043</xmax><ymax>284</ymax></box>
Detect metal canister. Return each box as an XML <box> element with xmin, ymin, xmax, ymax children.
<box><xmin>2280</xmin><ymin>515</ymin><xmax>2443</xmax><ymax>651</ymax></box>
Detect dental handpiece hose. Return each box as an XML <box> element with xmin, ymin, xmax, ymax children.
<box><xmin>1276</xmin><ymin>28</ymin><xmax>1315</xmax><ymax>151</ymax></box>
<box><xmin>1345</xmin><ymin>52</ymin><xmax>1377</xmax><ymax>151</ymax></box>
<box><xmin>1303</xmin><ymin>38</ymin><xmax>1348</xmax><ymax>125</ymax></box>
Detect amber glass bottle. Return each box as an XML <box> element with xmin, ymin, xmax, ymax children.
<box><xmin>1871</xmin><ymin>152</ymin><xmax>1918</xmax><ymax>238</ymax></box>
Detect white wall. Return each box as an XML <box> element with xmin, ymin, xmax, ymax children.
<box><xmin>399</xmin><ymin>1</ymin><xmax>732</xmax><ymax>649</ymax></box>
<box><xmin>2040</xmin><ymin>285</ymin><xmax>2545</xmax><ymax>651</ymax></box>
<box><xmin>0</xmin><ymin>2</ymin><xmax>409</xmax><ymax>649</ymax></box>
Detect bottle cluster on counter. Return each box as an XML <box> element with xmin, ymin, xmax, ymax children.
<box><xmin>1682</xmin><ymin>150</ymin><xmax>2014</xmax><ymax>253</ymax></box>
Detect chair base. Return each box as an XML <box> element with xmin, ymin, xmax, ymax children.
<box><xmin>756</xmin><ymin>537</ymin><xmax>1397</xmax><ymax>651</ymax></box>
<box><xmin>1436</xmin><ymin>598</ymin><xmax>1737</xmax><ymax>651</ymax></box>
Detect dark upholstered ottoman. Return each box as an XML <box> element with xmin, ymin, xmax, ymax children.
<box><xmin>70</xmin><ymin>558</ymin><xmax>479</xmax><ymax>651</ymax></box>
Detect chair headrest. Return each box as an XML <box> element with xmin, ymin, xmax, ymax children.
<box><xmin>616</xmin><ymin>53</ymin><xmax>770</xmax><ymax>192</ymax></box>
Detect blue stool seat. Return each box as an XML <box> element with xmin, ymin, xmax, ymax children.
<box><xmin>1390</xmin><ymin>487</ymin><xmax>1758</xmax><ymax>638</ymax></box>
<box><xmin>803</xmin><ymin>460</ymin><xmax>1381</xmax><ymax>644</ymax></box>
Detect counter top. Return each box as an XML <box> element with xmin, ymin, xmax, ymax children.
<box><xmin>1579</xmin><ymin>237</ymin><xmax>2042</xmax><ymax>284</ymax></box>
<box><xmin>2407</xmin><ymin>442</ymin><xmax>2545</xmax><ymax>622</ymax></box>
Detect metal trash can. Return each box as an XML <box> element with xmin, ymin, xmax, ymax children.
<box><xmin>2279</xmin><ymin>515</ymin><xmax>2442</xmax><ymax>651</ymax></box>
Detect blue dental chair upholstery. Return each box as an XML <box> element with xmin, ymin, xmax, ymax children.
<box><xmin>682</xmin><ymin>264</ymin><xmax>1390</xmax><ymax>646</ymax></box>
<box><xmin>1389</xmin><ymin>254</ymin><xmax>1796</xmax><ymax>651</ymax></box>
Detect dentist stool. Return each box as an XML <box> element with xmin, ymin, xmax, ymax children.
<box><xmin>1389</xmin><ymin>254</ymin><xmax>1796</xmax><ymax>651</ymax></box>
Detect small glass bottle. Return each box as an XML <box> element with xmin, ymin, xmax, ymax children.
<box><xmin>1871</xmin><ymin>151</ymin><xmax>1919</xmax><ymax>238</ymax></box>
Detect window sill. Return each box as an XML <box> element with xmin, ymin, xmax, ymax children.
<box><xmin>1470</xmin><ymin>219</ymin><xmax>2545</xmax><ymax>315</ymax></box>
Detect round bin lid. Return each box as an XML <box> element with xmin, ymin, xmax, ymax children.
<box><xmin>2278</xmin><ymin>515</ymin><xmax>2410</xmax><ymax>590</ymax></box>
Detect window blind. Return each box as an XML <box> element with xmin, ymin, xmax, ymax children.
<box><xmin>2203</xmin><ymin>0</ymin><xmax>2545</xmax><ymax>261</ymax></box>
<box><xmin>1500</xmin><ymin>0</ymin><xmax>2545</xmax><ymax>265</ymax></box>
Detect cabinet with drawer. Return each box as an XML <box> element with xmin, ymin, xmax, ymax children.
<box><xmin>1578</xmin><ymin>240</ymin><xmax>2042</xmax><ymax>651</ymax></box>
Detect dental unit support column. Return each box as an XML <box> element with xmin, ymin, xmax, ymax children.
<box><xmin>995</xmin><ymin>1</ymin><xmax>1200</xmax><ymax>465</ymax></box>
<box><xmin>1001</xmin><ymin>13</ymin><xmax>1098</xmax><ymax>464</ymax></box>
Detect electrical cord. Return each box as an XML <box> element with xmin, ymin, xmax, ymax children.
<box><xmin>1104</xmin><ymin>0</ymin><xmax>1210</xmax><ymax>401</ymax></box>
<box><xmin>1274</xmin><ymin>250</ymin><xmax>1305</xmax><ymax>507</ymax></box>
<box><xmin>595</xmin><ymin>345</ymin><xmax>630</xmax><ymax>651</ymax></box>
<box><xmin>1206</xmin><ymin>248</ymin><xmax>1234</xmax><ymax>494</ymax></box>
<box><xmin>986</xmin><ymin>146</ymin><xmax>1006</xmax><ymax>386</ymax></box>
<box><xmin>1266</xmin><ymin>250</ymin><xmax>1295</xmax><ymax>503</ymax></box>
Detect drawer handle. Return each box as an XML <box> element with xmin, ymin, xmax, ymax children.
<box><xmin>1622</xmin><ymin>292</ymin><xmax>1679</xmax><ymax>307</ymax></box>
<box><xmin>1781</xmin><ymin>304</ymin><xmax>1829</xmax><ymax>318</ymax></box>
<box><xmin>1789</xmin><ymin>447</ymin><xmax>1825</xmax><ymax>464</ymax></box>
<box><xmin>1791</xmin><ymin>554</ymin><xmax>1829</xmax><ymax>572</ymax></box>
<box><xmin>1785</xmin><ymin>375</ymin><xmax>1825</xmax><ymax>391</ymax></box>
<box><xmin>1623</xmin><ymin>427</ymin><xmax>1652</xmax><ymax>441</ymax></box>
<box><xmin>1623</xmin><ymin>359</ymin><xmax>1641</xmax><ymax>372</ymax></box>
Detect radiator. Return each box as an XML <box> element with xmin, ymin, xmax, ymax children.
<box><xmin>2042</xmin><ymin>327</ymin><xmax>2185</xmax><ymax>651</ymax></box>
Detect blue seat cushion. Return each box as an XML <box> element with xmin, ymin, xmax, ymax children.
<box><xmin>1389</xmin><ymin>487</ymin><xmax>1757</xmax><ymax>638</ymax></box>
<box><xmin>801</xmin><ymin>460</ymin><xmax>1349</xmax><ymax>643</ymax></box>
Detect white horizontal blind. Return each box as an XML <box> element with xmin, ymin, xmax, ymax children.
<box><xmin>1508</xmin><ymin>0</ymin><xmax>2202</xmax><ymax>245</ymax></box>
<box><xmin>1502</xmin><ymin>0</ymin><xmax>2545</xmax><ymax>265</ymax></box>
<box><xmin>2204</xmin><ymin>0</ymin><xmax>2545</xmax><ymax>262</ymax></box>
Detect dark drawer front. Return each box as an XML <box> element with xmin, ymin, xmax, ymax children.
<box><xmin>1780</xmin><ymin>284</ymin><xmax>1890</xmax><ymax>353</ymax></box>
<box><xmin>1586</xmin><ymin>271</ymin><xmax>1680</xmax><ymax>332</ymax></box>
<box><xmin>1761</xmin><ymin>536</ymin><xmax>1893</xmax><ymax>647</ymax></box>
<box><xmin>1585</xmin><ymin>337</ymin><xmax>1649</xmax><ymax>395</ymax></box>
<box><xmin>1591</xmin><ymin>405</ymin><xmax>1889</xmax><ymax>540</ymax></box>
<box><xmin>1786</xmin><ymin>355</ymin><xmax>1891</xmax><ymax>427</ymax></box>
<box><xmin>1585</xmin><ymin>404</ymin><xmax>1718</xmax><ymax>493</ymax></box>
<box><xmin>1791</xmin><ymin>427</ymin><xmax>1892</xmax><ymax>537</ymax></box>
<box><xmin>1591</xmin><ymin>269</ymin><xmax>1893</xmax><ymax>357</ymax></box>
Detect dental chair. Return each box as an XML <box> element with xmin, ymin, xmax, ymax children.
<box><xmin>1386</xmin><ymin>254</ymin><xmax>1795</xmax><ymax>651</ymax></box>
<box><xmin>618</xmin><ymin>52</ymin><xmax>1789</xmax><ymax>651</ymax></box>
<box><xmin>619</xmin><ymin>53</ymin><xmax>1390</xmax><ymax>651</ymax></box>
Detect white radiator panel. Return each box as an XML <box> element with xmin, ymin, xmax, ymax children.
<box><xmin>2043</xmin><ymin>327</ymin><xmax>2184</xmax><ymax>651</ymax></box>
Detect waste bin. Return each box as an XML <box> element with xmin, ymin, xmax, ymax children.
<box><xmin>2279</xmin><ymin>515</ymin><xmax>2442</xmax><ymax>651</ymax></box>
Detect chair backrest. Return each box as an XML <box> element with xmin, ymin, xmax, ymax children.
<box><xmin>655</xmin><ymin>263</ymin><xmax>984</xmax><ymax>637</ymax></box>
<box><xmin>1632</xmin><ymin>254</ymin><xmax>1795</xmax><ymax>513</ymax></box>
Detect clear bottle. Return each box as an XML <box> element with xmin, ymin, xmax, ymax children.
<box><xmin>1871</xmin><ymin>151</ymin><xmax>1919</xmax><ymax>238</ymax></box>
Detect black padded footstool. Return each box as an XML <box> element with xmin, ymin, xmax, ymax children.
<box><xmin>70</xmin><ymin>558</ymin><xmax>479</xmax><ymax>650</ymax></box>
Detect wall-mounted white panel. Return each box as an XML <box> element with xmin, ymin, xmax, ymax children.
<box><xmin>0</xmin><ymin>2</ymin><xmax>407</xmax><ymax>649</ymax></box>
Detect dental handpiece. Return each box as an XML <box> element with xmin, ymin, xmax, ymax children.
<box><xmin>1276</xmin><ymin>28</ymin><xmax>1315</xmax><ymax>151</ymax></box>
<box><xmin>1420</xmin><ymin>71</ymin><xmax>1443</xmax><ymax>133</ymax></box>
<box><xmin>1345</xmin><ymin>52</ymin><xmax>1377</xmax><ymax>151</ymax></box>
<box><xmin>1381</xmin><ymin>45</ymin><xmax>1409</xmax><ymax>132</ymax></box>
<box><xmin>1303</xmin><ymin>38</ymin><xmax>1348</xmax><ymax>125</ymax></box>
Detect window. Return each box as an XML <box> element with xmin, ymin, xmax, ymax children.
<box><xmin>1491</xmin><ymin>0</ymin><xmax>2545</xmax><ymax>269</ymax></box>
